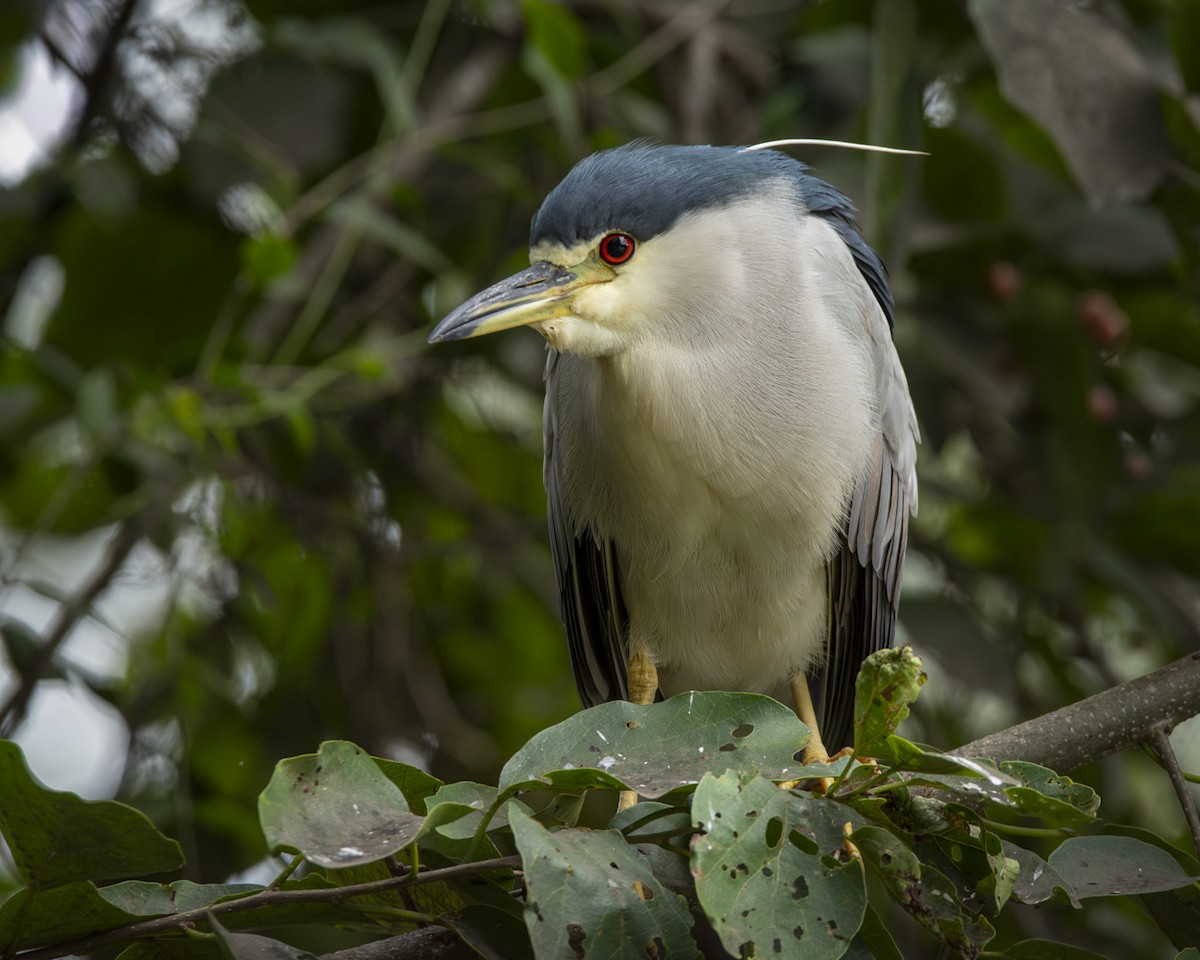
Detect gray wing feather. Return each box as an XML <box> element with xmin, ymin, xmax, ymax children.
<box><xmin>544</xmin><ymin>349</ymin><xmax>629</xmax><ymax>707</ymax></box>
<box><xmin>821</xmin><ymin>321</ymin><xmax>919</xmax><ymax>750</ymax></box>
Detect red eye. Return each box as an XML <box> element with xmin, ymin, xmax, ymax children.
<box><xmin>599</xmin><ymin>233</ymin><xmax>635</xmax><ymax>265</ymax></box>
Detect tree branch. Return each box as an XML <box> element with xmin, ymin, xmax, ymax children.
<box><xmin>951</xmin><ymin>652</ymin><xmax>1200</xmax><ymax>773</ymax></box>
<box><xmin>1148</xmin><ymin>723</ymin><xmax>1200</xmax><ymax>858</ymax></box>
<box><xmin>13</xmin><ymin>856</ymin><xmax>522</xmax><ymax>960</ymax></box>
<box><xmin>322</xmin><ymin>927</ymin><xmax>474</xmax><ymax>960</ymax></box>
<box><xmin>0</xmin><ymin>522</ymin><xmax>142</xmax><ymax>738</ymax></box>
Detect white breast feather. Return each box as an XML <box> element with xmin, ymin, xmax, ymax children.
<box><xmin>550</xmin><ymin>194</ymin><xmax>883</xmax><ymax>697</ymax></box>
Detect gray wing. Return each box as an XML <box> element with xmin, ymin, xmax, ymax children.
<box><xmin>820</xmin><ymin>329</ymin><xmax>919</xmax><ymax>751</ymax></box>
<box><xmin>543</xmin><ymin>348</ymin><xmax>630</xmax><ymax>707</ymax></box>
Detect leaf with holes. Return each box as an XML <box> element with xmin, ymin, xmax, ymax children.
<box><xmin>927</xmin><ymin>804</ymin><xmax>1019</xmax><ymax>915</ymax></box>
<box><xmin>691</xmin><ymin>772</ymin><xmax>865</xmax><ymax>960</ymax></box>
<box><xmin>853</xmin><ymin>646</ymin><xmax>925</xmax><ymax>754</ymax></box>
<box><xmin>509</xmin><ymin>805</ymin><xmax>700</xmax><ymax>960</ymax></box>
<box><xmin>498</xmin><ymin>691</ymin><xmax>811</xmax><ymax>799</ymax></box>
<box><xmin>258</xmin><ymin>741</ymin><xmax>419</xmax><ymax>868</ymax></box>
<box><xmin>850</xmin><ymin>824</ymin><xmax>995</xmax><ymax>954</ymax></box>
<box><xmin>998</xmin><ymin>761</ymin><xmax>1099</xmax><ymax>816</ymax></box>
<box><xmin>898</xmin><ymin>860</ymin><xmax>994</xmax><ymax>954</ymax></box>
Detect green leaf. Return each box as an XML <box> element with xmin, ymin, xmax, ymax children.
<box><xmin>509</xmin><ymin>805</ymin><xmax>700</xmax><ymax>960</ymax></box>
<box><xmin>608</xmin><ymin>801</ymin><xmax>693</xmax><ymax>843</ymax></box>
<box><xmin>1174</xmin><ymin>950</ymin><xmax>1200</xmax><ymax>960</ymax></box>
<box><xmin>929</xmin><ymin>804</ymin><xmax>1019</xmax><ymax>915</ymax></box>
<box><xmin>873</xmin><ymin>737</ymin><xmax>1016</xmax><ymax>784</ymax></box>
<box><xmin>102</xmin><ymin>879</ymin><xmax>260</xmax><ymax>915</ymax></box>
<box><xmin>446</xmin><ymin>903</ymin><xmax>534</xmax><ymax>960</ymax></box>
<box><xmin>899</xmin><ymin>860</ymin><xmax>994</xmax><ymax>954</ymax></box>
<box><xmin>853</xmin><ymin>646</ymin><xmax>926</xmax><ymax>753</ymax></box>
<box><xmin>1098</xmin><ymin>824</ymin><xmax>1200</xmax><ymax>948</ymax></box>
<box><xmin>210</xmin><ymin>911</ymin><xmax>317</xmax><ymax>959</ymax></box>
<box><xmin>0</xmin><ymin>883</ymin><xmax>135</xmax><ymax>953</ymax></box>
<box><xmin>998</xmin><ymin>761</ymin><xmax>1100</xmax><ymax>817</ymax></box>
<box><xmin>849</xmin><ymin>824</ymin><xmax>993</xmax><ymax>953</ymax></box>
<box><xmin>498</xmin><ymin>691</ymin><xmax>812</xmax><ymax>798</ymax></box>
<box><xmin>0</xmin><ymin>879</ymin><xmax>258</xmax><ymax>954</ymax></box>
<box><xmin>374</xmin><ymin>758</ymin><xmax>444</xmax><ymax>811</ymax></box>
<box><xmin>1000</xmin><ymin>841</ymin><xmax>1079</xmax><ymax>908</ymax></box>
<box><xmin>258</xmin><ymin>740</ymin><xmax>418</xmax><ymax>868</ymax></box>
<box><xmin>1002</xmin><ymin>788</ymin><xmax>1096</xmax><ymax>831</ymax></box>
<box><xmin>692</xmin><ymin>772</ymin><xmax>865</xmax><ymax>960</ymax></box>
<box><xmin>1047</xmin><ymin>835</ymin><xmax>1199</xmax><ymax>898</ymax></box>
<box><xmin>989</xmin><ymin>940</ymin><xmax>1112</xmax><ymax>960</ymax></box>
<box><xmin>849</xmin><ymin>903</ymin><xmax>903</xmax><ymax>960</ymax></box>
<box><xmin>423</xmin><ymin>782</ymin><xmax>507</xmax><ymax>841</ymax></box>
<box><xmin>0</xmin><ymin>740</ymin><xmax>184</xmax><ymax>890</ymax></box>
<box><xmin>894</xmin><ymin>770</ymin><xmax>1014</xmax><ymax>807</ymax></box>
<box><xmin>851</xmin><ymin>824</ymin><xmax>920</xmax><ymax>896</ymax></box>
<box><xmin>410</xmin><ymin>801</ymin><xmax>478</xmax><ymax>848</ymax></box>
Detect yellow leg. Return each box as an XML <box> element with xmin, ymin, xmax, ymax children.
<box><xmin>627</xmin><ymin>646</ymin><xmax>658</xmax><ymax>707</ymax></box>
<box><xmin>790</xmin><ymin>672</ymin><xmax>830</xmax><ymax>765</ymax></box>
<box><xmin>618</xmin><ymin>648</ymin><xmax>658</xmax><ymax>811</ymax></box>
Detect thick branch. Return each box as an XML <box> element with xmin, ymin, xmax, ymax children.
<box><xmin>323</xmin><ymin>927</ymin><xmax>473</xmax><ymax>960</ymax></box>
<box><xmin>951</xmin><ymin>652</ymin><xmax>1200</xmax><ymax>772</ymax></box>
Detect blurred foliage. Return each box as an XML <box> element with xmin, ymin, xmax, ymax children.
<box><xmin>0</xmin><ymin>0</ymin><xmax>1198</xmax><ymax>955</ymax></box>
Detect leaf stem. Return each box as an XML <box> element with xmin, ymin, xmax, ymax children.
<box><xmin>353</xmin><ymin>905</ymin><xmax>436</xmax><ymax>924</ymax></box>
<box><xmin>268</xmin><ymin>854</ymin><xmax>305</xmax><ymax>889</ymax></box>
<box><xmin>975</xmin><ymin>818</ymin><xmax>1071</xmax><ymax>839</ymax></box>
<box><xmin>465</xmin><ymin>789</ymin><xmax>520</xmax><ymax>863</ymax></box>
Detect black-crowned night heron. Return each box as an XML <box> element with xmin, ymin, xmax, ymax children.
<box><xmin>430</xmin><ymin>142</ymin><xmax>918</xmax><ymax>770</ymax></box>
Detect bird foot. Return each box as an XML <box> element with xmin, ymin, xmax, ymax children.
<box><xmin>779</xmin><ymin>745</ymin><xmax>855</xmax><ymax>794</ymax></box>
<box><xmin>841</xmin><ymin>821</ymin><xmax>861</xmax><ymax>862</ymax></box>
<box><xmin>805</xmin><ymin>745</ymin><xmax>855</xmax><ymax>765</ymax></box>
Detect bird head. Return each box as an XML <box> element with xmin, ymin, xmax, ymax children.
<box><xmin>427</xmin><ymin>143</ymin><xmax>893</xmax><ymax>357</ymax></box>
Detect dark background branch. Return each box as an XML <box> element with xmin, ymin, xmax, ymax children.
<box><xmin>952</xmin><ymin>652</ymin><xmax>1200</xmax><ymax>771</ymax></box>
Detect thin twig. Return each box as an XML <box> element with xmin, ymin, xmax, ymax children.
<box><xmin>322</xmin><ymin>926</ymin><xmax>469</xmax><ymax>960</ymax></box>
<box><xmin>13</xmin><ymin>856</ymin><xmax>521</xmax><ymax>960</ymax></box>
<box><xmin>1148</xmin><ymin>723</ymin><xmax>1200</xmax><ymax>859</ymax></box>
<box><xmin>62</xmin><ymin>0</ymin><xmax>142</xmax><ymax>152</ymax></box>
<box><xmin>0</xmin><ymin>522</ymin><xmax>141</xmax><ymax>738</ymax></box>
